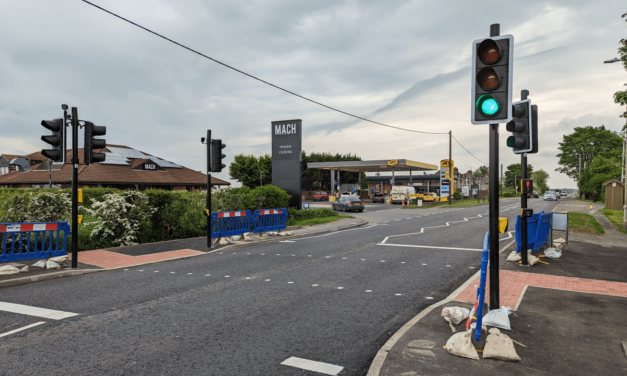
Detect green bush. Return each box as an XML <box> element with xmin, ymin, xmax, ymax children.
<box><xmin>453</xmin><ymin>191</ymin><xmax>462</xmax><ymax>200</ymax></box>
<box><xmin>287</xmin><ymin>208</ymin><xmax>337</xmax><ymax>220</ymax></box>
<box><xmin>247</xmin><ymin>185</ymin><xmax>291</xmax><ymax>211</ymax></box>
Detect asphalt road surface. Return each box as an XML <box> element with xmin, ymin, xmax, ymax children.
<box><xmin>0</xmin><ymin>198</ymin><xmax>560</xmax><ymax>375</ymax></box>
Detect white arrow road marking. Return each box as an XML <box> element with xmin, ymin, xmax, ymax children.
<box><xmin>0</xmin><ymin>302</ymin><xmax>78</xmax><ymax>320</ymax></box>
<box><xmin>0</xmin><ymin>321</ymin><xmax>46</xmax><ymax>338</ymax></box>
<box><xmin>281</xmin><ymin>357</ymin><xmax>343</xmax><ymax>375</ymax></box>
<box><xmin>499</xmin><ymin>231</ymin><xmax>514</xmax><ymax>242</ymax></box>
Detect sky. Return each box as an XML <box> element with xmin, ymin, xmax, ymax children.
<box><xmin>1</xmin><ymin>0</ymin><xmax>626</xmax><ymax>190</ymax></box>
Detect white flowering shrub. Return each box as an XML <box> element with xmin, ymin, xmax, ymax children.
<box><xmin>0</xmin><ymin>193</ymin><xmax>30</xmax><ymax>223</ymax></box>
<box><xmin>27</xmin><ymin>192</ymin><xmax>72</xmax><ymax>223</ymax></box>
<box><xmin>88</xmin><ymin>191</ymin><xmax>154</xmax><ymax>246</ymax></box>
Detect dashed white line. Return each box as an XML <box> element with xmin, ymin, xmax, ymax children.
<box><xmin>365</xmin><ymin>290</ymin><xmax>372</xmax><ymax>293</ymax></box>
<box><xmin>281</xmin><ymin>356</ymin><xmax>343</xmax><ymax>375</ymax></box>
<box><xmin>426</xmin><ymin>297</ymin><xmax>434</xmax><ymax>300</ymax></box>
<box><xmin>225</xmin><ymin>276</ymin><xmax>230</xmax><ymax>278</ymax></box>
<box><xmin>395</xmin><ymin>293</ymin><xmax>402</xmax><ymax>296</ymax></box>
<box><xmin>265</xmin><ymin>279</ymin><xmax>271</xmax><ymax>281</ymax></box>
<box><xmin>245</xmin><ymin>277</ymin><xmax>251</xmax><ymax>280</ymax></box>
<box><xmin>0</xmin><ymin>302</ymin><xmax>78</xmax><ymax>320</ymax></box>
<box><xmin>312</xmin><ymin>284</ymin><xmax>318</xmax><ymax>287</ymax></box>
<box><xmin>0</xmin><ymin>321</ymin><xmax>46</xmax><ymax>338</ymax></box>
<box><xmin>288</xmin><ymin>282</ymin><xmax>294</xmax><ymax>284</ymax></box>
<box><xmin>338</xmin><ymin>287</ymin><xmax>344</xmax><ymax>290</ymax></box>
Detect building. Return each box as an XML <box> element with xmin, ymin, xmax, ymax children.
<box><xmin>0</xmin><ymin>144</ymin><xmax>229</xmax><ymax>190</ymax></box>
<box><xmin>365</xmin><ymin>168</ymin><xmax>461</xmax><ymax>194</ymax></box>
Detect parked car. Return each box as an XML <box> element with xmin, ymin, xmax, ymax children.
<box><xmin>312</xmin><ymin>191</ymin><xmax>329</xmax><ymax>201</ymax></box>
<box><xmin>544</xmin><ymin>191</ymin><xmax>557</xmax><ymax>201</ymax></box>
<box><xmin>372</xmin><ymin>193</ymin><xmax>389</xmax><ymax>203</ymax></box>
<box><xmin>332</xmin><ymin>196</ymin><xmax>364</xmax><ymax>212</ymax></box>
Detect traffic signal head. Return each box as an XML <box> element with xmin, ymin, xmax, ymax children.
<box><xmin>84</xmin><ymin>122</ymin><xmax>107</xmax><ymax>165</ymax></box>
<box><xmin>471</xmin><ymin>35</ymin><xmax>514</xmax><ymax>124</ymax></box>
<box><xmin>210</xmin><ymin>139</ymin><xmax>226</xmax><ymax>172</ymax></box>
<box><xmin>41</xmin><ymin>118</ymin><xmax>66</xmax><ymax>164</ymax></box>
<box><xmin>505</xmin><ymin>99</ymin><xmax>533</xmax><ymax>154</ymax></box>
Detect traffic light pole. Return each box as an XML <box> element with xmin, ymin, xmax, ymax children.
<box><xmin>488</xmin><ymin>23</ymin><xmax>501</xmax><ymax>310</ymax></box>
<box><xmin>449</xmin><ymin>130</ymin><xmax>452</xmax><ymax>205</ymax></box>
<box><xmin>520</xmin><ymin>90</ymin><xmax>529</xmax><ymax>266</ymax></box>
<box><xmin>206</xmin><ymin>129</ymin><xmax>212</xmax><ymax>250</ymax></box>
<box><xmin>71</xmin><ymin>107</ymin><xmax>79</xmax><ymax>268</ymax></box>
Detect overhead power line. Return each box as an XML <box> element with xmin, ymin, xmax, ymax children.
<box><xmin>81</xmin><ymin>0</ymin><xmax>486</xmax><ymax>165</ymax></box>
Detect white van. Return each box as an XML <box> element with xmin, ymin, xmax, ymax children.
<box><xmin>391</xmin><ymin>186</ymin><xmax>416</xmax><ymax>204</ymax></box>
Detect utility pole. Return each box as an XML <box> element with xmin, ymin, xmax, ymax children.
<box><xmin>449</xmin><ymin>130</ymin><xmax>452</xmax><ymax>205</ymax></box>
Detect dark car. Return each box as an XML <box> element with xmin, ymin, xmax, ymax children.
<box><xmin>527</xmin><ymin>191</ymin><xmax>539</xmax><ymax>198</ymax></box>
<box><xmin>372</xmin><ymin>193</ymin><xmax>389</xmax><ymax>203</ymax></box>
<box><xmin>332</xmin><ymin>196</ymin><xmax>364</xmax><ymax>212</ymax></box>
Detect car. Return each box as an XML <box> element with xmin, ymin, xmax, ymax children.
<box><xmin>332</xmin><ymin>196</ymin><xmax>364</xmax><ymax>212</ymax></box>
<box><xmin>527</xmin><ymin>191</ymin><xmax>539</xmax><ymax>198</ymax></box>
<box><xmin>372</xmin><ymin>193</ymin><xmax>389</xmax><ymax>203</ymax></box>
<box><xmin>312</xmin><ymin>191</ymin><xmax>329</xmax><ymax>201</ymax></box>
<box><xmin>544</xmin><ymin>191</ymin><xmax>557</xmax><ymax>201</ymax></box>
<box><xmin>421</xmin><ymin>192</ymin><xmax>440</xmax><ymax>202</ymax></box>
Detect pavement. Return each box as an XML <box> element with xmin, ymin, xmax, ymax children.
<box><xmin>0</xmin><ymin>198</ymin><xmax>549</xmax><ymax>375</ymax></box>
<box><xmin>369</xmin><ymin>198</ymin><xmax>627</xmax><ymax>376</ymax></box>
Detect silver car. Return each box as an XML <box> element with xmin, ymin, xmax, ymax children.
<box><xmin>544</xmin><ymin>192</ymin><xmax>557</xmax><ymax>201</ymax></box>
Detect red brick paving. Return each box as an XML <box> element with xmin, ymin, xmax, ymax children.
<box><xmin>70</xmin><ymin>249</ymin><xmax>203</xmax><ymax>269</ymax></box>
<box><xmin>454</xmin><ymin>269</ymin><xmax>627</xmax><ymax>309</ymax></box>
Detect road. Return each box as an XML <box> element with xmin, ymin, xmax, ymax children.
<box><xmin>0</xmin><ymin>198</ymin><xmax>560</xmax><ymax>375</ymax></box>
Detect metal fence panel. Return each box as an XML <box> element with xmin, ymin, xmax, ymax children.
<box><xmin>251</xmin><ymin>209</ymin><xmax>288</xmax><ymax>233</ymax></box>
<box><xmin>210</xmin><ymin>211</ymin><xmax>252</xmax><ymax>238</ymax></box>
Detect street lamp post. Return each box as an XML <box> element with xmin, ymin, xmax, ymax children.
<box><xmin>605</xmin><ymin>57</ymin><xmax>627</xmax><ymax>229</ymax></box>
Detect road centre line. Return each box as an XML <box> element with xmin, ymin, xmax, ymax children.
<box><xmin>0</xmin><ymin>321</ymin><xmax>46</xmax><ymax>338</ymax></box>
<box><xmin>281</xmin><ymin>356</ymin><xmax>343</xmax><ymax>375</ymax></box>
<box><xmin>378</xmin><ymin>243</ymin><xmax>483</xmax><ymax>252</ymax></box>
<box><xmin>0</xmin><ymin>302</ymin><xmax>78</xmax><ymax>320</ymax></box>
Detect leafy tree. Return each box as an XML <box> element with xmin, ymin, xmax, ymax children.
<box><xmin>580</xmin><ymin>156</ymin><xmax>622</xmax><ymax>197</ymax></box>
<box><xmin>531</xmin><ymin>169</ymin><xmax>550</xmax><ymax>194</ymax></box>
<box><xmin>504</xmin><ymin>163</ymin><xmax>533</xmax><ymax>189</ymax></box>
<box><xmin>613</xmin><ymin>13</ymin><xmax>627</xmax><ymax>132</ymax></box>
<box><xmin>473</xmin><ymin>165</ymin><xmax>489</xmax><ymax>178</ymax></box>
<box><xmin>229</xmin><ymin>154</ymin><xmax>271</xmax><ymax>189</ymax></box>
<box><xmin>555</xmin><ymin>126</ymin><xmax>623</xmax><ymax>182</ymax></box>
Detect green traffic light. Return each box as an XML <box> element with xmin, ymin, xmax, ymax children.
<box><xmin>476</xmin><ymin>94</ymin><xmax>500</xmax><ymax>116</ymax></box>
<box><xmin>506</xmin><ymin>136</ymin><xmax>516</xmax><ymax>148</ymax></box>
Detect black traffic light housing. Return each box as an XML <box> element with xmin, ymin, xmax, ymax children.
<box><xmin>470</xmin><ymin>35</ymin><xmax>514</xmax><ymax>124</ymax></box>
<box><xmin>41</xmin><ymin>118</ymin><xmax>66</xmax><ymax>164</ymax></box>
<box><xmin>505</xmin><ymin>99</ymin><xmax>531</xmax><ymax>153</ymax></box>
<box><xmin>521</xmin><ymin>179</ymin><xmax>533</xmax><ymax>194</ymax></box>
<box><xmin>210</xmin><ymin>139</ymin><xmax>226</xmax><ymax>172</ymax></box>
<box><xmin>84</xmin><ymin>122</ymin><xmax>107</xmax><ymax>165</ymax></box>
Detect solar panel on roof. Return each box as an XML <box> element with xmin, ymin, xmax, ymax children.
<box><xmin>100</xmin><ymin>153</ymin><xmax>130</xmax><ymax>165</ymax></box>
<box><xmin>107</xmin><ymin>147</ymin><xmax>147</xmax><ymax>159</ymax></box>
<box><xmin>149</xmin><ymin>157</ymin><xmax>181</xmax><ymax>169</ymax></box>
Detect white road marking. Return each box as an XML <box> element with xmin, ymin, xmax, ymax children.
<box><xmin>124</xmin><ymin>269</ymin><xmax>129</xmax><ymax>271</ymax></box>
<box><xmin>245</xmin><ymin>277</ymin><xmax>251</xmax><ymax>280</ymax></box>
<box><xmin>401</xmin><ymin>262</ymin><xmax>406</xmax><ymax>264</ymax></box>
<box><xmin>426</xmin><ymin>297</ymin><xmax>434</xmax><ymax>300</ymax></box>
<box><xmin>276</xmin><ymin>254</ymin><xmax>280</xmax><ymax>255</ymax></box>
<box><xmin>261</xmin><ymin>253</ymin><xmax>265</xmax><ymax>255</ymax></box>
<box><xmin>139</xmin><ymin>270</ymin><xmax>143</xmax><ymax>272</ymax></box>
<box><xmin>154</xmin><ymin>271</ymin><xmax>159</xmax><ymax>273</ymax></box>
<box><xmin>380</xmin><ymin>260</ymin><xmax>385</xmax><ymax>262</ymax></box>
<box><xmin>342</xmin><ymin>257</ymin><xmax>347</xmax><ymax>259</ymax></box>
<box><xmin>225</xmin><ymin>276</ymin><xmax>230</xmax><ymax>278</ymax></box>
<box><xmin>325</xmin><ymin>256</ymin><xmax>331</xmax><ymax>258</ymax></box>
<box><xmin>288</xmin><ymin>282</ymin><xmax>294</xmax><ymax>284</ymax></box>
<box><xmin>170</xmin><ymin>272</ymin><xmax>175</xmax><ymax>274</ymax></box>
<box><xmin>395</xmin><ymin>294</ymin><xmax>402</xmax><ymax>296</ymax></box>
<box><xmin>406</xmin><ymin>217</ymin><xmax>412</xmax><ymax>219</ymax></box>
<box><xmin>446</xmin><ymin>265</ymin><xmax>451</xmax><ymax>267</ymax></box>
<box><xmin>422</xmin><ymin>263</ymin><xmax>427</xmax><ymax>265</ymax></box>
<box><xmin>362</xmin><ymin>259</ymin><xmax>366</xmax><ymax>261</ymax></box>
<box><xmin>378</xmin><ymin>243</ymin><xmax>483</xmax><ymax>252</ymax></box>
<box><xmin>206</xmin><ymin>274</ymin><xmax>211</xmax><ymax>276</ymax></box>
<box><xmin>366</xmin><ymin>290</ymin><xmax>372</xmax><ymax>292</ymax></box>
<box><xmin>0</xmin><ymin>321</ymin><xmax>46</xmax><ymax>338</ymax></box>
<box><xmin>312</xmin><ymin>284</ymin><xmax>318</xmax><ymax>287</ymax></box>
<box><xmin>188</xmin><ymin>273</ymin><xmax>193</xmax><ymax>275</ymax></box>
<box><xmin>281</xmin><ymin>356</ymin><xmax>343</xmax><ymax>375</ymax></box>
<box><xmin>292</xmin><ymin>254</ymin><xmax>295</xmax><ymax>256</ymax></box>
<box><xmin>308</xmin><ymin>255</ymin><xmax>312</xmax><ymax>257</ymax></box>
<box><xmin>0</xmin><ymin>302</ymin><xmax>78</xmax><ymax>320</ymax></box>
<box><xmin>279</xmin><ymin>241</ymin><xmax>295</xmax><ymax>243</ymax></box>
<box><xmin>338</xmin><ymin>287</ymin><xmax>343</xmax><ymax>289</ymax></box>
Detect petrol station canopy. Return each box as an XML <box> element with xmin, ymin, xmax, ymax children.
<box><xmin>307</xmin><ymin>159</ymin><xmax>438</xmax><ymax>173</ymax></box>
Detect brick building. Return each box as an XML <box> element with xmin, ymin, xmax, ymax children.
<box><xmin>0</xmin><ymin>144</ymin><xmax>229</xmax><ymax>190</ymax></box>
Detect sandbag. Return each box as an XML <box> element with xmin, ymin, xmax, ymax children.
<box><xmin>445</xmin><ymin>328</ymin><xmax>479</xmax><ymax>360</ymax></box>
<box><xmin>482</xmin><ymin>307</ymin><xmax>512</xmax><ymax>331</ymax></box>
<box><xmin>483</xmin><ymin>328</ymin><xmax>521</xmax><ymax>361</ymax></box>
<box><xmin>50</xmin><ymin>255</ymin><xmax>68</xmax><ymax>265</ymax></box>
<box><xmin>45</xmin><ymin>260</ymin><xmax>60</xmax><ymax>269</ymax></box>
<box><xmin>0</xmin><ymin>265</ymin><xmax>20</xmax><ymax>275</ymax></box>
<box><xmin>32</xmin><ymin>260</ymin><xmax>47</xmax><ymax>268</ymax></box>
<box><xmin>527</xmin><ymin>251</ymin><xmax>539</xmax><ymax>266</ymax></box>
<box><xmin>442</xmin><ymin>307</ymin><xmax>470</xmax><ymax>332</ymax></box>
<box><xmin>506</xmin><ymin>251</ymin><xmax>521</xmax><ymax>262</ymax></box>
<box><xmin>544</xmin><ymin>248</ymin><xmax>562</xmax><ymax>259</ymax></box>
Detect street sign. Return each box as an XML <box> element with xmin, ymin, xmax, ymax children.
<box><xmin>303</xmin><ymin>202</ymin><xmax>310</xmax><ymax>210</ymax></box>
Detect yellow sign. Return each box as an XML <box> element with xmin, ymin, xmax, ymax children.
<box><xmin>78</xmin><ymin>189</ymin><xmax>83</xmax><ymax>203</ymax></box>
<box><xmin>499</xmin><ymin>218</ymin><xmax>508</xmax><ymax>233</ymax></box>
<box><xmin>387</xmin><ymin>159</ymin><xmax>398</xmax><ymax>166</ymax></box>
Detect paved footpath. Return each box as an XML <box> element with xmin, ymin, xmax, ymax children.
<box><xmin>369</xmin><ymin>203</ymin><xmax>627</xmax><ymax>376</ymax></box>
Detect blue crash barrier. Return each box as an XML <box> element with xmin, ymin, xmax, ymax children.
<box><xmin>0</xmin><ymin>222</ymin><xmax>70</xmax><ymax>263</ymax></box>
<box><xmin>251</xmin><ymin>209</ymin><xmax>288</xmax><ymax>233</ymax></box>
<box><xmin>474</xmin><ymin>232</ymin><xmax>490</xmax><ymax>341</ymax></box>
<box><xmin>210</xmin><ymin>211</ymin><xmax>252</xmax><ymax>238</ymax></box>
<box><xmin>515</xmin><ymin>211</ymin><xmax>552</xmax><ymax>253</ymax></box>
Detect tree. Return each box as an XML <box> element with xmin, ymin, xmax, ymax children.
<box><xmin>531</xmin><ymin>169</ymin><xmax>550</xmax><ymax>194</ymax></box>
<box><xmin>555</xmin><ymin>126</ymin><xmax>623</xmax><ymax>182</ymax></box>
<box><xmin>504</xmin><ymin>163</ymin><xmax>533</xmax><ymax>190</ymax></box>
<box><xmin>473</xmin><ymin>165</ymin><xmax>489</xmax><ymax>178</ymax></box>
<box><xmin>580</xmin><ymin>156</ymin><xmax>622</xmax><ymax>197</ymax></box>
<box><xmin>229</xmin><ymin>154</ymin><xmax>271</xmax><ymax>189</ymax></box>
<box><xmin>613</xmin><ymin>13</ymin><xmax>627</xmax><ymax>132</ymax></box>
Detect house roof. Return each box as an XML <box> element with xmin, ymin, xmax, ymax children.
<box><xmin>0</xmin><ymin>145</ymin><xmax>229</xmax><ymax>187</ymax></box>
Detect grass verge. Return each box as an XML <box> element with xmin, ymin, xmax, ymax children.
<box><xmin>568</xmin><ymin>212</ymin><xmax>604</xmax><ymax>234</ymax></box>
<box><xmin>288</xmin><ymin>215</ymin><xmax>354</xmax><ymax>227</ymax></box>
<box><xmin>599</xmin><ymin>209</ymin><xmax>627</xmax><ymax>234</ymax></box>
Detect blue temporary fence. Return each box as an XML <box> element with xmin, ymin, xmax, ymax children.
<box><xmin>251</xmin><ymin>209</ymin><xmax>288</xmax><ymax>233</ymax></box>
<box><xmin>474</xmin><ymin>232</ymin><xmax>489</xmax><ymax>341</ymax></box>
<box><xmin>0</xmin><ymin>222</ymin><xmax>70</xmax><ymax>263</ymax></box>
<box><xmin>515</xmin><ymin>211</ymin><xmax>552</xmax><ymax>253</ymax></box>
<box><xmin>210</xmin><ymin>211</ymin><xmax>252</xmax><ymax>238</ymax></box>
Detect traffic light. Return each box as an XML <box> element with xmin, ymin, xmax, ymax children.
<box><xmin>41</xmin><ymin>119</ymin><xmax>66</xmax><ymax>164</ymax></box>
<box><xmin>471</xmin><ymin>35</ymin><xmax>514</xmax><ymax>124</ymax></box>
<box><xmin>210</xmin><ymin>139</ymin><xmax>226</xmax><ymax>172</ymax></box>
<box><xmin>84</xmin><ymin>122</ymin><xmax>107</xmax><ymax>165</ymax></box>
<box><xmin>521</xmin><ymin>179</ymin><xmax>533</xmax><ymax>194</ymax></box>
<box><xmin>505</xmin><ymin>99</ymin><xmax>535</xmax><ymax>154</ymax></box>
<box><xmin>530</xmin><ymin>105</ymin><xmax>539</xmax><ymax>154</ymax></box>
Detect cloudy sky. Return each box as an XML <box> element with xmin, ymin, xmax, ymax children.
<box><xmin>1</xmin><ymin>0</ymin><xmax>626</xmax><ymax>189</ymax></box>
